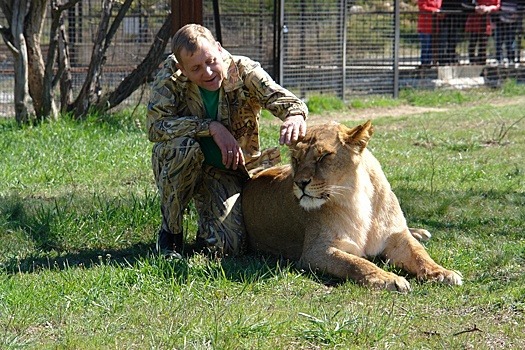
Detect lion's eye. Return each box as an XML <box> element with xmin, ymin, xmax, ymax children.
<box><xmin>317</xmin><ymin>152</ymin><xmax>331</xmax><ymax>163</ymax></box>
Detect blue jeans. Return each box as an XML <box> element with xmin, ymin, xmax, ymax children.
<box><xmin>496</xmin><ymin>21</ymin><xmax>518</xmax><ymax>63</ymax></box>
<box><xmin>419</xmin><ymin>33</ymin><xmax>433</xmax><ymax>65</ymax></box>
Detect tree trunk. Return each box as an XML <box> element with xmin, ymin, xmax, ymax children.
<box><xmin>95</xmin><ymin>13</ymin><xmax>172</xmax><ymax>113</ymax></box>
<box><xmin>57</xmin><ymin>19</ymin><xmax>73</xmax><ymax>112</ymax></box>
<box><xmin>11</xmin><ymin>0</ymin><xmax>30</xmax><ymax>124</ymax></box>
<box><xmin>46</xmin><ymin>0</ymin><xmax>80</xmax><ymax>115</ymax></box>
<box><xmin>25</xmin><ymin>0</ymin><xmax>58</xmax><ymax>121</ymax></box>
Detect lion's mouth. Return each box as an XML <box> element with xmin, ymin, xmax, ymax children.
<box><xmin>293</xmin><ymin>183</ymin><xmax>329</xmax><ymax>210</ymax></box>
<box><xmin>297</xmin><ymin>192</ymin><xmax>328</xmax><ymax>211</ymax></box>
<box><xmin>299</xmin><ymin>191</ymin><xmax>329</xmax><ymax>200</ymax></box>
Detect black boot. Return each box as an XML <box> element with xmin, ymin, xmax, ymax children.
<box><xmin>156</xmin><ymin>229</ymin><xmax>183</xmax><ymax>259</ymax></box>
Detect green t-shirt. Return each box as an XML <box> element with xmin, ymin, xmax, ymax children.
<box><xmin>198</xmin><ymin>87</ymin><xmax>225</xmax><ymax>169</ymax></box>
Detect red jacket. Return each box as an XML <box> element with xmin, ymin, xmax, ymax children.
<box><xmin>465</xmin><ymin>0</ymin><xmax>501</xmax><ymax>34</ymax></box>
<box><xmin>418</xmin><ymin>0</ymin><xmax>442</xmax><ymax>34</ymax></box>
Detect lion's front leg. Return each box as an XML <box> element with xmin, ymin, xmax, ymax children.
<box><xmin>300</xmin><ymin>245</ymin><xmax>412</xmax><ymax>292</ymax></box>
<box><xmin>383</xmin><ymin>231</ymin><xmax>463</xmax><ymax>286</ymax></box>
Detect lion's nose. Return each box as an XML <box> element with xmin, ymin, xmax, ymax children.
<box><xmin>295</xmin><ymin>179</ymin><xmax>311</xmax><ymax>191</ymax></box>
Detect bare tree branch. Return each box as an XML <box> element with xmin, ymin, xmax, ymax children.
<box><xmin>43</xmin><ymin>0</ymin><xmax>81</xmax><ymax>116</ymax></box>
<box><xmin>57</xmin><ymin>22</ymin><xmax>73</xmax><ymax>111</ymax></box>
<box><xmin>103</xmin><ymin>0</ymin><xmax>133</xmax><ymax>52</ymax></box>
<box><xmin>0</xmin><ymin>24</ymin><xmax>16</xmax><ymax>53</ymax></box>
<box><xmin>96</xmin><ymin>12</ymin><xmax>172</xmax><ymax>112</ymax></box>
<box><xmin>71</xmin><ymin>0</ymin><xmax>114</xmax><ymax>117</ymax></box>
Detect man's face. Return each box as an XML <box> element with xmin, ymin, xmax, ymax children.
<box><xmin>176</xmin><ymin>38</ymin><xmax>226</xmax><ymax>91</ymax></box>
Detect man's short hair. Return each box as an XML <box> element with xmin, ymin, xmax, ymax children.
<box><xmin>172</xmin><ymin>24</ymin><xmax>217</xmax><ymax>63</ymax></box>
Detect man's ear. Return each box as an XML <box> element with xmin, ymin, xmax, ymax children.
<box><xmin>176</xmin><ymin>62</ymin><xmax>185</xmax><ymax>75</ymax></box>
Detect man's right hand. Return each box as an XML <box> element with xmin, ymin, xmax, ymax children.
<box><xmin>209</xmin><ymin>121</ymin><xmax>245</xmax><ymax>170</ymax></box>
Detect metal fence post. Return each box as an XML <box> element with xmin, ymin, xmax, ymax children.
<box><xmin>276</xmin><ymin>0</ymin><xmax>285</xmax><ymax>85</ymax></box>
<box><xmin>393</xmin><ymin>0</ymin><xmax>400</xmax><ymax>98</ymax></box>
<box><xmin>340</xmin><ymin>0</ymin><xmax>347</xmax><ymax>101</ymax></box>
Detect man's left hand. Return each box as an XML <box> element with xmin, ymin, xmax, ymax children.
<box><xmin>279</xmin><ymin>115</ymin><xmax>306</xmax><ymax>145</ymax></box>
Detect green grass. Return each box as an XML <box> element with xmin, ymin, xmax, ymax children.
<box><xmin>1</xmin><ymin>92</ymin><xmax>524</xmax><ymax>349</ymax></box>
<box><xmin>306</xmin><ymin>94</ymin><xmax>348</xmax><ymax>114</ymax></box>
<box><xmin>305</xmin><ymin>79</ymin><xmax>525</xmax><ymax>111</ymax></box>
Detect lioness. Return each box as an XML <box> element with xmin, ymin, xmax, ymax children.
<box><xmin>242</xmin><ymin>121</ymin><xmax>462</xmax><ymax>292</ymax></box>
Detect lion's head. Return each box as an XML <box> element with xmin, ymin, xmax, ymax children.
<box><xmin>289</xmin><ymin>121</ymin><xmax>373</xmax><ymax>211</ymax></box>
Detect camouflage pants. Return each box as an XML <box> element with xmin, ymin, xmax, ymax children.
<box><xmin>152</xmin><ymin>137</ymin><xmax>249</xmax><ymax>256</ymax></box>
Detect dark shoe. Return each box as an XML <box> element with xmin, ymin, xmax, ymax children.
<box><xmin>156</xmin><ymin>229</ymin><xmax>183</xmax><ymax>259</ymax></box>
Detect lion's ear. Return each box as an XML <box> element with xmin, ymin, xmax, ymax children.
<box><xmin>342</xmin><ymin>120</ymin><xmax>374</xmax><ymax>151</ymax></box>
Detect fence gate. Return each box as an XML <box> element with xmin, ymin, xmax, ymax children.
<box><xmin>279</xmin><ymin>0</ymin><xmax>398</xmax><ymax>100</ymax></box>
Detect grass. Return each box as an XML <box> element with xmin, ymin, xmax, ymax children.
<box><xmin>1</xmin><ymin>87</ymin><xmax>524</xmax><ymax>349</ymax></box>
<box><xmin>305</xmin><ymin>79</ymin><xmax>525</xmax><ymax>111</ymax></box>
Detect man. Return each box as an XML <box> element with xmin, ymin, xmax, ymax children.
<box><xmin>147</xmin><ymin>24</ymin><xmax>308</xmax><ymax>258</ymax></box>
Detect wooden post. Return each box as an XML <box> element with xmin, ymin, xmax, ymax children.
<box><xmin>171</xmin><ymin>0</ymin><xmax>203</xmax><ymax>35</ymax></box>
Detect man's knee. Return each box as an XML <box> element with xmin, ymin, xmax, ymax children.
<box><xmin>152</xmin><ymin>137</ymin><xmax>204</xmax><ymax>181</ymax></box>
<box><xmin>153</xmin><ymin>137</ymin><xmax>202</xmax><ymax>162</ymax></box>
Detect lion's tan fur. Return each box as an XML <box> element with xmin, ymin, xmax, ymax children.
<box><xmin>242</xmin><ymin>121</ymin><xmax>462</xmax><ymax>292</ymax></box>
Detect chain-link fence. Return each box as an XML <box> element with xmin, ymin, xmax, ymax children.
<box><xmin>2</xmin><ymin>0</ymin><xmax>525</xmax><ymax>116</ymax></box>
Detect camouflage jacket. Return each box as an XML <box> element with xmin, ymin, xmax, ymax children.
<box><xmin>146</xmin><ymin>51</ymin><xmax>308</xmax><ymax>167</ymax></box>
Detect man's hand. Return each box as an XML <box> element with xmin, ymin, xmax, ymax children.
<box><xmin>209</xmin><ymin>121</ymin><xmax>245</xmax><ymax>170</ymax></box>
<box><xmin>280</xmin><ymin>114</ymin><xmax>307</xmax><ymax>145</ymax></box>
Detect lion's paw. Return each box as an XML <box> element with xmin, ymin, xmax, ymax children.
<box><xmin>408</xmin><ymin>228</ymin><xmax>431</xmax><ymax>242</ymax></box>
<box><xmin>425</xmin><ymin>268</ymin><xmax>463</xmax><ymax>286</ymax></box>
<box><xmin>366</xmin><ymin>272</ymin><xmax>412</xmax><ymax>293</ymax></box>
<box><xmin>440</xmin><ymin>269</ymin><xmax>463</xmax><ymax>286</ymax></box>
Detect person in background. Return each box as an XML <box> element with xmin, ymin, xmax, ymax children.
<box><xmin>516</xmin><ymin>2</ymin><xmax>525</xmax><ymax>62</ymax></box>
<box><xmin>440</xmin><ymin>0</ymin><xmax>467</xmax><ymax>64</ymax></box>
<box><xmin>464</xmin><ymin>0</ymin><xmax>501</xmax><ymax>65</ymax></box>
<box><xmin>494</xmin><ymin>0</ymin><xmax>525</xmax><ymax>66</ymax></box>
<box><xmin>146</xmin><ymin>24</ymin><xmax>308</xmax><ymax>258</ymax></box>
<box><xmin>418</xmin><ymin>0</ymin><xmax>443</xmax><ymax>66</ymax></box>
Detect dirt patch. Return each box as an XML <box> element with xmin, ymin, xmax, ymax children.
<box><xmin>306</xmin><ymin>105</ymin><xmax>447</xmax><ymax>125</ymax></box>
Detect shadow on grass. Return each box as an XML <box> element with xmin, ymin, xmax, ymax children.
<box><xmin>1</xmin><ymin>185</ymin><xmax>523</xmax><ymax>284</ymax></box>
<box><xmin>2</xmin><ymin>242</ymin><xmax>153</xmax><ymax>275</ymax></box>
<box><xmin>0</xmin><ymin>192</ymin><xmax>291</xmax><ymax>285</ymax></box>
<box><xmin>0</xmin><ymin>192</ymin><xmax>158</xmax><ymax>274</ymax></box>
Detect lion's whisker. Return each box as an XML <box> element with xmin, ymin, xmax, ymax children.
<box><xmin>326</xmin><ymin>185</ymin><xmax>351</xmax><ymax>197</ymax></box>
